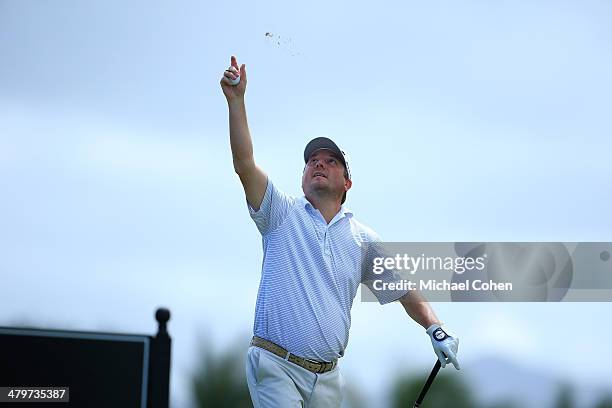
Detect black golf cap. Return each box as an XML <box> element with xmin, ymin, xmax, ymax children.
<box><xmin>303</xmin><ymin>137</ymin><xmax>351</xmax><ymax>180</ymax></box>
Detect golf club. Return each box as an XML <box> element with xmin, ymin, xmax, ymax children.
<box><xmin>413</xmin><ymin>360</ymin><xmax>442</xmax><ymax>407</ymax></box>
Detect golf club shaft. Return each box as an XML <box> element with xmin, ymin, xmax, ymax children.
<box><xmin>413</xmin><ymin>360</ymin><xmax>442</xmax><ymax>407</ymax></box>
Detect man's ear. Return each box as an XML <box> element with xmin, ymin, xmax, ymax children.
<box><xmin>345</xmin><ymin>179</ymin><xmax>352</xmax><ymax>191</ymax></box>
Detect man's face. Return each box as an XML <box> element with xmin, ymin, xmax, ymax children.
<box><xmin>301</xmin><ymin>149</ymin><xmax>351</xmax><ymax>201</ymax></box>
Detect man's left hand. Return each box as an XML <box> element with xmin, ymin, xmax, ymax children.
<box><xmin>426</xmin><ymin>323</ymin><xmax>460</xmax><ymax>370</ymax></box>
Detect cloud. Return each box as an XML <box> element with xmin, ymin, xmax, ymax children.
<box><xmin>469</xmin><ymin>309</ymin><xmax>537</xmax><ymax>359</ymax></box>
<box><xmin>0</xmin><ymin>103</ymin><xmax>226</xmax><ymax>183</ymax></box>
<box><xmin>77</xmin><ymin>132</ymin><xmax>209</xmax><ymax>180</ymax></box>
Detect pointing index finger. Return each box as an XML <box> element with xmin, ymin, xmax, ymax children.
<box><xmin>447</xmin><ymin>350</ymin><xmax>460</xmax><ymax>370</ymax></box>
<box><xmin>231</xmin><ymin>55</ymin><xmax>239</xmax><ymax>69</ymax></box>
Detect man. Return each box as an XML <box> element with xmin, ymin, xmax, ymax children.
<box><xmin>220</xmin><ymin>55</ymin><xmax>459</xmax><ymax>408</ymax></box>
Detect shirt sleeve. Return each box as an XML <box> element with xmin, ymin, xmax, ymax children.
<box><xmin>360</xmin><ymin>235</ymin><xmax>410</xmax><ymax>305</ymax></box>
<box><xmin>247</xmin><ymin>177</ymin><xmax>295</xmax><ymax>236</ymax></box>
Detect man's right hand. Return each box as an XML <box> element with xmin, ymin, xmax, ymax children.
<box><xmin>220</xmin><ymin>55</ymin><xmax>247</xmax><ymax>102</ymax></box>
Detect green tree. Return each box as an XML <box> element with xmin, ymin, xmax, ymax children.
<box><xmin>553</xmin><ymin>383</ymin><xmax>575</xmax><ymax>408</ymax></box>
<box><xmin>191</xmin><ymin>338</ymin><xmax>252</xmax><ymax>408</ymax></box>
<box><xmin>593</xmin><ymin>394</ymin><xmax>612</xmax><ymax>408</ymax></box>
<box><xmin>484</xmin><ymin>401</ymin><xmax>519</xmax><ymax>408</ymax></box>
<box><xmin>389</xmin><ymin>370</ymin><xmax>476</xmax><ymax>408</ymax></box>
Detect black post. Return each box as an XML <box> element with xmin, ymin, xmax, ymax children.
<box><xmin>148</xmin><ymin>308</ymin><xmax>171</xmax><ymax>408</ymax></box>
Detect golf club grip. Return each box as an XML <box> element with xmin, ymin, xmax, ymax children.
<box><xmin>413</xmin><ymin>360</ymin><xmax>442</xmax><ymax>407</ymax></box>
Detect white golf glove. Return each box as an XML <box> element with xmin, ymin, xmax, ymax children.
<box><xmin>426</xmin><ymin>323</ymin><xmax>460</xmax><ymax>370</ymax></box>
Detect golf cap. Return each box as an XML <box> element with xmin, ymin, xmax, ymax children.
<box><xmin>303</xmin><ymin>137</ymin><xmax>351</xmax><ymax>180</ymax></box>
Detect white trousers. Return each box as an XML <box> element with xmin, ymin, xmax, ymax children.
<box><xmin>245</xmin><ymin>346</ymin><xmax>344</xmax><ymax>408</ymax></box>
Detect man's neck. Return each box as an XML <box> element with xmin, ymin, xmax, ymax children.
<box><xmin>306</xmin><ymin>195</ymin><xmax>342</xmax><ymax>224</ymax></box>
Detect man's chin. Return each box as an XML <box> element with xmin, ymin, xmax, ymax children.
<box><xmin>310</xmin><ymin>184</ymin><xmax>329</xmax><ymax>193</ymax></box>
<box><xmin>306</xmin><ymin>187</ymin><xmax>341</xmax><ymax>200</ymax></box>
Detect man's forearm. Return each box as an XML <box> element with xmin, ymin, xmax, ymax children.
<box><xmin>401</xmin><ymin>292</ymin><xmax>461</xmax><ymax>370</ymax></box>
<box><xmin>228</xmin><ymin>98</ymin><xmax>255</xmax><ymax>174</ymax></box>
<box><xmin>399</xmin><ymin>292</ymin><xmax>441</xmax><ymax>329</ymax></box>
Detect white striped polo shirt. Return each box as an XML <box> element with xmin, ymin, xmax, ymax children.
<box><xmin>247</xmin><ymin>178</ymin><xmax>408</xmax><ymax>362</ymax></box>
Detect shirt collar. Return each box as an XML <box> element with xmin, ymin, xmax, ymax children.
<box><xmin>300</xmin><ymin>196</ymin><xmax>353</xmax><ymax>218</ymax></box>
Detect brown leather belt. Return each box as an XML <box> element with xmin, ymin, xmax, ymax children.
<box><xmin>250</xmin><ymin>336</ymin><xmax>338</xmax><ymax>374</ymax></box>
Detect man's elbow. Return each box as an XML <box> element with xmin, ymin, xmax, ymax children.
<box><xmin>399</xmin><ymin>290</ymin><xmax>426</xmax><ymax>307</ymax></box>
<box><xmin>399</xmin><ymin>292</ymin><xmax>412</xmax><ymax>307</ymax></box>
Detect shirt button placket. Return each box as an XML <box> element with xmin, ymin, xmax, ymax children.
<box><xmin>324</xmin><ymin>227</ymin><xmax>332</xmax><ymax>257</ymax></box>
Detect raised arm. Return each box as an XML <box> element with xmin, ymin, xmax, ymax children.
<box><xmin>220</xmin><ymin>55</ymin><xmax>268</xmax><ymax>210</ymax></box>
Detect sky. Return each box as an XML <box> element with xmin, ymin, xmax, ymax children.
<box><xmin>1</xmin><ymin>1</ymin><xmax>611</xmax><ymax>407</ymax></box>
